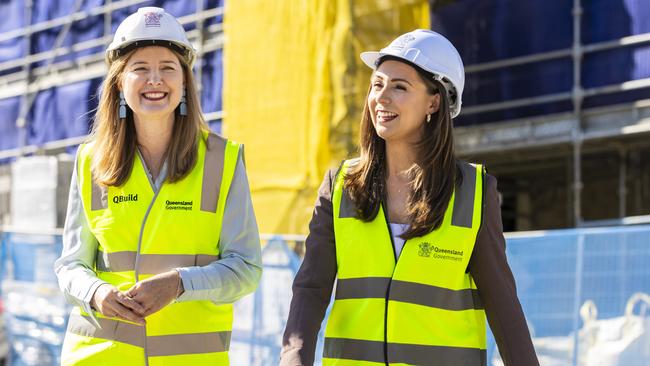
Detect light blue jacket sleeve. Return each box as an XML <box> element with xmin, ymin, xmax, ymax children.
<box><xmin>176</xmin><ymin>148</ymin><xmax>263</xmax><ymax>303</ymax></box>
<box><xmin>53</xmin><ymin>159</ymin><xmax>107</xmax><ymax>325</ymax></box>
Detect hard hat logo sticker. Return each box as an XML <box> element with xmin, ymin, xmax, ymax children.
<box><xmin>392</xmin><ymin>34</ymin><xmax>416</xmax><ymax>50</ymax></box>
<box><xmin>144</xmin><ymin>12</ymin><xmax>162</xmax><ymax>28</ymax></box>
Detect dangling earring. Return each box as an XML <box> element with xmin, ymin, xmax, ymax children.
<box><xmin>118</xmin><ymin>91</ymin><xmax>127</xmax><ymax>119</ymax></box>
<box><xmin>179</xmin><ymin>88</ymin><xmax>187</xmax><ymax>116</ymax></box>
<box><xmin>426</xmin><ymin>113</ymin><xmax>431</xmax><ymax>123</ymax></box>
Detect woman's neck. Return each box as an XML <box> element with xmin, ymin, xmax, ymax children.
<box><xmin>385</xmin><ymin>140</ymin><xmax>417</xmax><ymax>181</ymax></box>
<box><xmin>383</xmin><ymin>140</ymin><xmax>417</xmax><ymax>224</ymax></box>
<box><xmin>133</xmin><ymin>114</ymin><xmax>174</xmax><ymax>178</ymax></box>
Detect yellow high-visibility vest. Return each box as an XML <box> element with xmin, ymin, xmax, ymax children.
<box><xmin>62</xmin><ymin>132</ymin><xmax>240</xmax><ymax>366</ymax></box>
<box><xmin>324</xmin><ymin>159</ymin><xmax>487</xmax><ymax>366</ymax></box>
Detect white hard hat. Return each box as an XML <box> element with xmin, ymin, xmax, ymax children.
<box><xmin>106</xmin><ymin>7</ymin><xmax>196</xmax><ymax>66</ymax></box>
<box><xmin>360</xmin><ymin>29</ymin><xmax>465</xmax><ymax>118</ymax></box>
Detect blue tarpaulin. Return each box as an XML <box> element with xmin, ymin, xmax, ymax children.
<box><xmin>0</xmin><ymin>97</ymin><xmax>20</xmax><ymax>152</ymax></box>
<box><xmin>432</xmin><ymin>0</ymin><xmax>650</xmax><ymax>126</ymax></box>
<box><xmin>0</xmin><ymin>0</ymin><xmax>26</xmax><ymax>77</ymax></box>
<box><xmin>0</xmin><ymin>0</ymin><xmax>648</xmax><ymax>150</ymax></box>
<box><xmin>0</xmin><ymin>0</ymin><xmax>225</xmax><ymax>153</ymax></box>
<box><xmin>26</xmin><ymin>79</ymin><xmax>101</xmax><ymax>146</ymax></box>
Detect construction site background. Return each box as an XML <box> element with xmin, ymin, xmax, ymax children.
<box><xmin>0</xmin><ymin>0</ymin><xmax>649</xmax><ymax>365</ymax></box>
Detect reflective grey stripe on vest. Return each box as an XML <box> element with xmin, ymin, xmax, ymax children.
<box><xmin>388</xmin><ymin>342</ymin><xmax>487</xmax><ymax>366</ymax></box>
<box><xmin>324</xmin><ymin>338</ymin><xmax>385</xmax><ymax>363</ymax></box>
<box><xmin>338</xmin><ymin>187</ymin><xmax>357</xmax><ymax>218</ymax></box>
<box><xmin>324</xmin><ymin>337</ymin><xmax>486</xmax><ymax>365</ymax></box>
<box><xmin>201</xmin><ymin>133</ymin><xmax>227</xmax><ymax>213</ymax></box>
<box><xmin>68</xmin><ymin>312</ymin><xmax>144</xmax><ymax>348</ymax></box>
<box><xmin>67</xmin><ymin>313</ymin><xmax>231</xmax><ymax>354</ymax></box>
<box><xmin>335</xmin><ymin>277</ymin><xmax>482</xmax><ymax>310</ymax></box>
<box><xmin>335</xmin><ymin>277</ymin><xmax>391</xmax><ymax>299</ymax></box>
<box><xmin>452</xmin><ymin>162</ymin><xmax>477</xmax><ymax>228</ymax></box>
<box><xmin>91</xmin><ymin>179</ymin><xmax>108</xmax><ymax>211</ymax></box>
<box><xmin>96</xmin><ymin>251</ymin><xmax>218</xmax><ymax>274</ymax></box>
<box><xmin>389</xmin><ymin>280</ymin><xmax>483</xmax><ymax>310</ymax></box>
<box><xmin>148</xmin><ymin>331</ymin><xmax>231</xmax><ymax>357</ymax></box>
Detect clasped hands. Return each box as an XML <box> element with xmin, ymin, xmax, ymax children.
<box><xmin>90</xmin><ymin>270</ymin><xmax>184</xmax><ymax>325</ymax></box>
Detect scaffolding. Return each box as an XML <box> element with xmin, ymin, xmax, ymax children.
<box><xmin>1</xmin><ymin>0</ymin><xmax>649</xmax><ymax>229</ymax></box>
<box><xmin>0</xmin><ymin>0</ymin><xmax>224</xmax><ymax>158</ymax></box>
<box><xmin>454</xmin><ymin>0</ymin><xmax>650</xmax><ymax>229</ymax></box>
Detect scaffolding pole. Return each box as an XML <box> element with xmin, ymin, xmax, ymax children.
<box><xmin>570</xmin><ymin>0</ymin><xmax>585</xmax><ymax>356</ymax></box>
<box><xmin>104</xmin><ymin>0</ymin><xmax>113</xmax><ymax>40</ymax></box>
<box><xmin>570</xmin><ymin>0</ymin><xmax>584</xmax><ymax>232</ymax></box>
<box><xmin>16</xmin><ymin>0</ymin><xmax>33</xmax><ymax>151</ymax></box>
<box><xmin>195</xmin><ymin>0</ymin><xmax>205</xmax><ymax>95</ymax></box>
<box><xmin>619</xmin><ymin>146</ymin><xmax>627</xmax><ymax>218</ymax></box>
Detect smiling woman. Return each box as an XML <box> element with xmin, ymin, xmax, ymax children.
<box><xmin>281</xmin><ymin>30</ymin><xmax>539</xmax><ymax>366</ymax></box>
<box><xmin>54</xmin><ymin>7</ymin><xmax>262</xmax><ymax>366</ymax></box>
<box><xmin>368</xmin><ymin>59</ymin><xmax>440</xmax><ymax>145</ymax></box>
<box><xmin>91</xmin><ymin>37</ymin><xmax>206</xmax><ymax>187</ymax></box>
<box><xmin>122</xmin><ymin>47</ymin><xmax>184</xmax><ymax>119</ymax></box>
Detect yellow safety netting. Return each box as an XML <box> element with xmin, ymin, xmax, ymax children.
<box><xmin>223</xmin><ymin>0</ymin><xmax>430</xmax><ymax>235</ymax></box>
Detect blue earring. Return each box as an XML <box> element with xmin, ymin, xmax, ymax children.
<box><xmin>119</xmin><ymin>91</ymin><xmax>127</xmax><ymax>119</ymax></box>
<box><xmin>179</xmin><ymin>88</ymin><xmax>187</xmax><ymax>116</ymax></box>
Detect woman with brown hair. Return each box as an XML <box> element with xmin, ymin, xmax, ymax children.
<box><xmin>281</xmin><ymin>30</ymin><xmax>538</xmax><ymax>366</ymax></box>
<box><xmin>54</xmin><ymin>7</ymin><xmax>261</xmax><ymax>365</ymax></box>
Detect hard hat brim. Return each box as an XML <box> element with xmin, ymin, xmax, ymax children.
<box><xmin>105</xmin><ymin>38</ymin><xmax>196</xmax><ymax>67</ymax></box>
<box><xmin>360</xmin><ymin>51</ymin><xmax>383</xmax><ymax>70</ymax></box>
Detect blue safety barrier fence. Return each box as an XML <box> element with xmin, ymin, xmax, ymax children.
<box><xmin>1</xmin><ymin>225</ymin><xmax>649</xmax><ymax>365</ymax></box>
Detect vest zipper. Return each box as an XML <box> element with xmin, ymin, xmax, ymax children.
<box><xmin>134</xmin><ymin>183</ymin><xmax>163</xmax><ymax>366</ymax></box>
<box><xmin>381</xmin><ymin>204</ymin><xmax>399</xmax><ymax>366</ymax></box>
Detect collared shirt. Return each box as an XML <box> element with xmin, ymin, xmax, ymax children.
<box><xmin>54</xmin><ymin>146</ymin><xmax>262</xmax><ymax>322</ymax></box>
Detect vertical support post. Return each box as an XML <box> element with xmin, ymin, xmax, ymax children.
<box><xmin>516</xmin><ymin>183</ymin><xmax>531</xmax><ymax>231</ymax></box>
<box><xmin>632</xmin><ymin>150</ymin><xmax>643</xmax><ymax>214</ymax></box>
<box><xmin>571</xmin><ymin>0</ymin><xmax>584</xmax><ymax>227</ymax></box>
<box><xmin>195</xmin><ymin>0</ymin><xmax>205</xmax><ymax>96</ymax></box>
<box><xmin>104</xmin><ymin>0</ymin><xmax>112</xmax><ymax>41</ymax></box>
<box><xmin>16</xmin><ymin>0</ymin><xmax>34</xmax><ymax>153</ymax></box>
<box><xmin>571</xmin><ymin>5</ymin><xmax>584</xmax><ymax>364</ymax></box>
<box><xmin>618</xmin><ymin>146</ymin><xmax>627</xmax><ymax>218</ymax></box>
<box><xmin>567</xmin><ymin>155</ymin><xmax>573</xmax><ymax>226</ymax></box>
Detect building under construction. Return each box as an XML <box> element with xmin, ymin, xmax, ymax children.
<box><xmin>1</xmin><ymin>0</ymin><xmax>648</xmax><ymax>232</ymax></box>
<box><xmin>0</xmin><ymin>1</ymin><xmax>649</xmax><ymax>365</ymax></box>
<box><xmin>442</xmin><ymin>0</ymin><xmax>650</xmax><ymax>231</ymax></box>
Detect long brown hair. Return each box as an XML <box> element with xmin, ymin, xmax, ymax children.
<box><xmin>89</xmin><ymin>48</ymin><xmax>209</xmax><ymax>187</ymax></box>
<box><xmin>345</xmin><ymin>57</ymin><xmax>461</xmax><ymax>239</ymax></box>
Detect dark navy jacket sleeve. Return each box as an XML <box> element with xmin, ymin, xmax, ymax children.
<box><xmin>281</xmin><ymin>169</ymin><xmax>337</xmax><ymax>366</ymax></box>
<box><xmin>468</xmin><ymin>174</ymin><xmax>539</xmax><ymax>366</ymax></box>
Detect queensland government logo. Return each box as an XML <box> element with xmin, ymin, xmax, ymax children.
<box><xmin>165</xmin><ymin>200</ymin><xmax>193</xmax><ymax>211</ymax></box>
<box><xmin>418</xmin><ymin>242</ymin><xmax>434</xmax><ymax>257</ymax></box>
<box><xmin>418</xmin><ymin>242</ymin><xmax>463</xmax><ymax>262</ymax></box>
